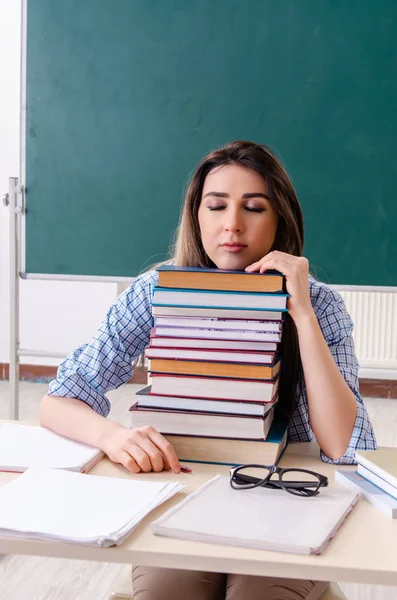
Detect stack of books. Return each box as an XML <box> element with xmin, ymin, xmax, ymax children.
<box><xmin>336</xmin><ymin>448</ymin><xmax>397</xmax><ymax>518</ymax></box>
<box><xmin>130</xmin><ymin>265</ymin><xmax>290</xmax><ymax>466</ymax></box>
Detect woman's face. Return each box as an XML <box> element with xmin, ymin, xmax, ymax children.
<box><xmin>198</xmin><ymin>164</ymin><xmax>278</xmax><ymax>270</ymax></box>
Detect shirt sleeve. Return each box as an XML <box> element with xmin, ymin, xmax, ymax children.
<box><xmin>316</xmin><ymin>289</ymin><xmax>377</xmax><ymax>464</ymax></box>
<box><xmin>47</xmin><ymin>271</ymin><xmax>156</xmax><ymax>417</ymax></box>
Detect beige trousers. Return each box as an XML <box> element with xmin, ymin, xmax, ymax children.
<box><xmin>131</xmin><ymin>566</ymin><xmax>330</xmax><ymax>600</ymax></box>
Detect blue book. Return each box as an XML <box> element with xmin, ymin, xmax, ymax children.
<box><xmin>152</xmin><ymin>287</ymin><xmax>289</xmax><ymax>312</ymax></box>
<box><xmin>335</xmin><ymin>470</ymin><xmax>397</xmax><ymax>518</ymax></box>
<box><xmin>157</xmin><ymin>265</ymin><xmax>285</xmax><ymax>294</ymax></box>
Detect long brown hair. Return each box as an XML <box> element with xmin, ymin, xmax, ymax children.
<box><xmin>170</xmin><ymin>141</ymin><xmax>305</xmax><ymax>419</ymax></box>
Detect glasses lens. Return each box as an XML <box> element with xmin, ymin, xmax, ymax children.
<box><xmin>280</xmin><ymin>469</ymin><xmax>321</xmax><ymax>496</ymax></box>
<box><xmin>231</xmin><ymin>465</ymin><xmax>271</xmax><ymax>489</ymax></box>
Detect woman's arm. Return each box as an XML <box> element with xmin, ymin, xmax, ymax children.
<box><xmin>246</xmin><ymin>251</ymin><xmax>369</xmax><ymax>461</ymax></box>
<box><xmin>292</xmin><ymin>310</ymin><xmax>357</xmax><ymax>460</ymax></box>
<box><xmin>40</xmin><ymin>394</ymin><xmax>181</xmax><ymax>473</ymax></box>
<box><xmin>40</xmin><ymin>394</ymin><xmax>122</xmax><ymax>448</ymax></box>
<box><xmin>40</xmin><ymin>271</ymin><xmax>181</xmax><ymax>473</ymax></box>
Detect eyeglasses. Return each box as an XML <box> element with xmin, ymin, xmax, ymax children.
<box><xmin>230</xmin><ymin>464</ymin><xmax>328</xmax><ymax>497</ymax></box>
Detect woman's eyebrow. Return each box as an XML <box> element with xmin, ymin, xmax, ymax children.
<box><xmin>242</xmin><ymin>192</ymin><xmax>270</xmax><ymax>200</ymax></box>
<box><xmin>202</xmin><ymin>192</ymin><xmax>270</xmax><ymax>200</ymax></box>
<box><xmin>202</xmin><ymin>192</ymin><xmax>229</xmax><ymax>199</ymax></box>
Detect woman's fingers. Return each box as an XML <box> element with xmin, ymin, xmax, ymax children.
<box><xmin>147</xmin><ymin>428</ymin><xmax>181</xmax><ymax>474</ymax></box>
<box><xmin>105</xmin><ymin>426</ymin><xmax>177</xmax><ymax>474</ymax></box>
<box><xmin>131</xmin><ymin>432</ymin><xmax>165</xmax><ymax>472</ymax></box>
<box><xmin>121</xmin><ymin>427</ymin><xmax>178</xmax><ymax>473</ymax></box>
<box><xmin>125</xmin><ymin>441</ymin><xmax>153</xmax><ymax>472</ymax></box>
<box><xmin>247</xmin><ymin>258</ymin><xmax>292</xmax><ymax>275</ymax></box>
<box><xmin>259</xmin><ymin>258</ymin><xmax>292</xmax><ymax>274</ymax></box>
<box><xmin>119</xmin><ymin>450</ymin><xmax>141</xmax><ymax>474</ymax></box>
<box><xmin>246</xmin><ymin>254</ymin><xmax>304</xmax><ymax>276</ymax></box>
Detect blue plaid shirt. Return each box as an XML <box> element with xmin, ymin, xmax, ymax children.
<box><xmin>48</xmin><ymin>270</ymin><xmax>377</xmax><ymax>464</ymax></box>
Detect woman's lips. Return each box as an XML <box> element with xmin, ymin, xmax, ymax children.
<box><xmin>221</xmin><ymin>244</ymin><xmax>247</xmax><ymax>253</ymax></box>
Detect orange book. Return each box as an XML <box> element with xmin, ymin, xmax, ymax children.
<box><xmin>148</xmin><ymin>357</ymin><xmax>281</xmax><ymax>380</ymax></box>
<box><xmin>157</xmin><ymin>265</ymin><xmax>284</xmax><ymax>293</ymax></box>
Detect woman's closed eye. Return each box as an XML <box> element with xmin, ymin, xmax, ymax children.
<box><xmin>245</xmin><ymin>206</ymin><xmax>265</xmax><ymax>212</ymax></box>
<box><xmin>207</xmin><ymin>205</ymin><xmax>265</xmax><ymax>212</ymax></box>
<box><xmin>207</xmin><ymin>205</ymin><xmax>226</xmax><ymax>211</ymax></box>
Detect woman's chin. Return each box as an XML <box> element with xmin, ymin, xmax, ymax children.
<box><xmin>213</xmin><ymin>256</ymin><xmax>250</xmax><ymax>271</ymax></box>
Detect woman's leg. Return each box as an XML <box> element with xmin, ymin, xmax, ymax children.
<box><xmin>225</xmin><ymin>574</ymin><xmax>330</xmax><ymax>600</ymax></box>
<box><xmin>131</xmin><ymin>566</ymin><xmax>226</xmax><ymax>600</ymax></box>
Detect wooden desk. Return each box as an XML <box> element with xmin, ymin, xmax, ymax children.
<box><xmin>0</xmin><ymin>440</ymin><xmax>396</xmax><ymax>586</ymax></box>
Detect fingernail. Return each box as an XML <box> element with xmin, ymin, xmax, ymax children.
<box><xmin>180</xmin><ymin>464</ymin><xmax>193</xmax><ymax>474</ymax></box>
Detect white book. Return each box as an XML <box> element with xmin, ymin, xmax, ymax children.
<box><xmin>0</xmin><ymin>468</ymin><xmax>183</xmax><ymax>547</ymax></box>
<box><xmin>130</xmin><ymin>405</ymin><xmax>274</xmax><ymax>439</ymax></box>
<box><xmin>0</xmin><ymin>423</ymin><xmax>103</xmax><ymax>473</ymax></box>
<box><xmin>356</xmin><ymin>464</ymin><xmax>397</xmax><ymax>500</ymax></box>
<box><xmin>152</xmin><ymin>475</ymin><xmax>359</xmax><ymax>555</ymax></box>
<box><xmin>149</xmin><ymin>337</ymin><xmax>278</xmax><ymax>352</ymax></box>
<box><xmin>153</xmin><ymin>326</ymin><xmax>281</xmax><ymax>342</ymax></box>
<box><xmin>155</xmin><ymin>316</ymin><xmax>282</xmax><ymax>333</ymax></box>
<box><xmin>335</xmin><ymin>470</ymin><xmax>397</xmax><ymax>518</ymax></box>
<box><xmin>150</xmin><ymin>373</ymin><xmax>279</xmax><ymax>402</ymax></box>
<box><xmin>135</xmin><ymin>387</ymin><xmax>274</xmax><ymax>417</ymax></box>
<box><xmin>355</xmin><ymin>448</ymin><xmax>397</xmax><ymax>489</ymax></box>
<box><xmin>152</xmin><ymin>305</ymin><xmax>284</xmax><ymax>321</ymax></box>
<box><xmin>152</xmin><ymin>288</ymin><xmax>288</xmax><ymax>310</ymax></box>
<box><xmin>145</xmin><ymin>347</ymin><xmax>276</xmax><ymax>364</ymax></box>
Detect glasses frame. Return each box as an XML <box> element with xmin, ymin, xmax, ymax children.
<box><xmin>229</xmin><ymin>463</ymin><xmax>329</xmax><ymax>497</ymax></box>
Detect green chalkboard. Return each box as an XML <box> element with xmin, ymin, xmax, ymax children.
<box><xmin>24</xmin><ymin>0</ymin><xmax>397</xmax><ymax>285</ymax></box>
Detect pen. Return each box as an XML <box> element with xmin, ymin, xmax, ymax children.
<box><xmin>180</xmin><ymin>464</ymin><xmax>193</xmax><ymax>474</ymax></box>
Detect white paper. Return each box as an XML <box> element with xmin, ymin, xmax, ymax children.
<box><xmin>0</xmin><ymin>423</ymin><xmax>103</xmax><ymax>472</ymax></box>
<box><xmin>0</xmin><ymin>468</ymin><xmax>183</xmax><ymax>546</ymax></box>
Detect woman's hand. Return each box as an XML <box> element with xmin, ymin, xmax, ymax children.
<box><xmin>245</xmin><ymin>250</ymin><xmax>314</xmax><ymax>323</ymax></box>
<box><xmin>99</xmin><ymin>423</ymin><xmax>181</xmax><ymax>474</ymax></box>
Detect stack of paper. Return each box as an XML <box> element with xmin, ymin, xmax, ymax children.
<box><xmin>0</xmin><ymin>468</ymin><xmax>183</xmax><ymax>547</ymax></box>
<box><xmin>0</xmin><ymin>423</ymin><xmax>103</xmax><ymax>473</ymax></box>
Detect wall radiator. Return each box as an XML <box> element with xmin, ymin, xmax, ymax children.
<box><xmin>338</xmin><ymin>290</ymin><xmax>397</xmax><ymax>376</ymax></box>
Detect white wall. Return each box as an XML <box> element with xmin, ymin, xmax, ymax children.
<box><xmin>0</xmin><ymin>0</ymin><xmax>118</xmax><ymax>366</ymax></box>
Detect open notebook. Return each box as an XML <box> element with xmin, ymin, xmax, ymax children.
<box><xmin>0</xmin><ymin>468</ymin><xmax>183</xmax><ymax>547</ymax></box>
<box><xmin>152</xmin><ymin>475</ymin><xmax>359</xmax><ymax>555</ymax></box>
<box><xmin>0</xmin><ymin>423</ymin><xmax>103</xmax><ymax>473</ymax></box>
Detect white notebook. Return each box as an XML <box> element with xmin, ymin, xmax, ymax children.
<box><xmin>152</xmin><ymin>475</ymin><xmax>359</xmax><ymax>555</ymax></box>
<box><xmin>335</xmin><ymin>470</ymin><xmax>397</xmax><ymax>519</ymax></box>
<box><xmin>0</xmin><ymin>423</ymin><xmax>103</xmax><ymax>473</ymax></box>
<box><xmin>0</xmin><ymin>468</ymin><xmax>183</xmax><ymax>547</ymax></box>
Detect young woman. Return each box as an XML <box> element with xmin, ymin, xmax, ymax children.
<box><xmin>40</xmin><ymin>141</ymin><xmax>376</xmax><ymax>600</ymax></box>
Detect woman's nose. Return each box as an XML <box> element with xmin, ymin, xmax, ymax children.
<box><xmin>224</xmin><ymin>210</ymin><xmax>243</xmax><ymax>233</ymax></box>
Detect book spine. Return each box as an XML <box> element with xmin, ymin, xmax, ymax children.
<box><xmin>357</xmin><ymin>465</ymin><xmax>397</xmax><ymax>499</ymax></box>
<box><xmin>355</xmin><ymin>455</ymin><xmax>397</xmax><ymax>490</ymax></box>
<box><xmin>335</xmin><ymin>471</ymin><xmax>397</xmax><ymax>518</ymax></box>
